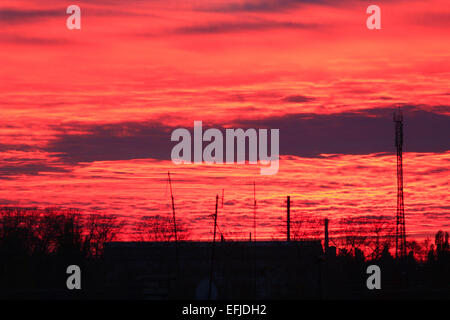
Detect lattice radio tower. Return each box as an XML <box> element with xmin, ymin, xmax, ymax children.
<box><xmin>394</xmin><ymin>108</ymin><xmax>407</xmax><ymax>258</ymax></box>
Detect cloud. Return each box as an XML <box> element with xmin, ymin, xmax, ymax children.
<box><xmin>46</xmin><ymin>122</ymin><xmax>172</xmax><ymax>163</ymax></box>
<box><xmin>411</xmin><ymin>12</ymin><xmax>450</xmax><ymax>28</ymax></box>
<box><xmin>420</xmin><ymin>167</ymin><xmax>450</xmax><ymax>175</ymax></box>
<box><xmin>282</xmin><ymin>95</ymin><xmax>316</xmax><ymax>103</ymax></box>
<box><xmin>197</xmin><ymin>0</ymin><xmax>330</xmax><ymax>13</ymax></box>
<box><xmin>0</xmin><ymin>198</ymin><xmax>19</xmax><ymax>205</ymax></box>
<box><xmin>43</xmin><ymin>105</ymin><xmax>450</xmax><ymax>164</ymax></box>
<box><xmin>0</xmin><ymin>8</ymin><xmax>62</xmax><ymax>24</ymax></box>
<box><xmin>0</xmin><ymin>6</ymin><xmax>159</xmax><ymax>26</ymax></box>
<box><xmin>0</xmin><ymin>34</ymin><xmax>72</xmax><ymax>45</ymax></box>
<box><xmin>0</xmin><ymin>163</ymin><xmax>70</xmax><ymax>178</ymax></box>
<box><xmin>233</xmin><ymin>105</ymin><xmax>450</xmax><ymax>157</ymax></box>
<box><xmin>0</xmin><ymin>143</ymin><xmax>35</xmax><ymax>152</ymax></box>
<box><xmin>170</xmin><ymin>20</ymin><xmax>321</xmax><ymax>35</ymax></box>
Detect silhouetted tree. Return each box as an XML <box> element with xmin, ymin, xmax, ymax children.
<box><xmin>291</xmin><ymin>215</ymin><xmax>322</xmax><ymax>241</ymax></box>
<box><xmin>134</xmin><ymin>215</ymin><xmax>190</xmax><ymax>242</ymax></box>
<box><xmin>0</xmin><ymin>207</ymin><xmax>124</xmax><ymax>258</ymax></box>
<box><xmin>337</xmin><ymin>217</ymin><xmax>368</xmax><ymax>257</ymax></box>
<box><xmin>84</xmin><ymin>213</ymin><xmax>124</xmax><ymax>257</ymax></box>
<box><xmin>435</xmin><ymin>231</ymin><xmax>449</xmax><ymax>253</ymax></box>
<box><xmin>428</xmin><ymin>230</ymin><xmax>450</xmax><ymax>263</ymax></box>
<box><xmin>367</xmin><ymin>218</ymin><xmax>394</xmax><ymax>260</ymax></box>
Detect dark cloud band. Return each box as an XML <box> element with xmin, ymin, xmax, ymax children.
<box><xmin>43</xmin><ymin>105</ymin><xmax>450</xmax><ymax>164</ymax></box>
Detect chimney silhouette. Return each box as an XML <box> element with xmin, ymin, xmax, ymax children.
<box><xmin>324</xmin><ymin>218</ymin><xmax>329</xmax><ymax>254</ymax></box>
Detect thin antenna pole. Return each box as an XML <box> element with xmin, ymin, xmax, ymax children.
<box><xmin>167</xmin><ymin>171</ymin><xmax>179</xmax><ymax>296</ymax></box>
<box><xmin>287</xmin><ymin>196</ymin><xmax>291</xmax><ymax>242</ymax></box>
<box><xmin>221</xmin><ymin>189</ymin><xmax>224</xmax><ymax>209</ymax></box>
<box><xmin>253</xmin><ymin>181</ymin><xmax>256</xmax><ymax>242</ymax></box>
<box><xmin>252</xmin><ymin>182</ymin><xmax>257</xmax><ymax>297</ymax></box>
<box><xmin>213</xmin><ymin>195</ymin><xmax>218</xmax><ymax>245</ymax></box>
<box><xmin>324</xmin><ymin>218</ymin><xmax>329</xmax><ymax>255</ymax></box>
<box><xmin>168</xmin><ymin>171</ymin><xmax>178</xmax><ymax>243</ymax></box>
<box><xmin>208</xmin><ymin>195</ymin><xmax>219</xmax><ymax>300</ymax></box>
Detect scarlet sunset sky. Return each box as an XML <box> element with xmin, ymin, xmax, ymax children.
<box><xmin>0</xmin><ymin>0</ymin><xmax>449</xmax><ymax>241</ymax></box>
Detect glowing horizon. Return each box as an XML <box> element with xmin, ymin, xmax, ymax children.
<box><xmin>0</xmin><ymin>0</ymin><xmax>449</xmax><ymax>242</ymax></box>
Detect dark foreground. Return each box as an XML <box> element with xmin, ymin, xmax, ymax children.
<box><xmin>1</xmin><ymin>240</ymin><xmax>449</xmax><ymax>300</ymax></box>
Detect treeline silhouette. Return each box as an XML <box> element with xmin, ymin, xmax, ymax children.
<box><xmin>0</xmin><ymin>207</ymin><xmax>449</xmax><ymax>299</ymax></box>
<box><xmin>0</xmin><ymin>207</ymin><xmax>124</xmax><ymax>298</ymax></box>
<box><xmin>277</xmin><ymin>214</ymin><xmax>444</xmax><ymax>261</ymax></box>
<box><xmin>324</xmin><ymin>227</ymin><xmax>450</xmax><ymax>298</ymax></box>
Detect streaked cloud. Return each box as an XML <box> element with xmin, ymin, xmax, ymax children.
<box><xmin>282</xmin><ymin>95</ymin><xmax>316</xmax><ymax>103</ymax></box>
<box><xmin>197</xmin><ymin>0</ymin><xmax>334</xmax><ymax>13</ymax></box>
<box><xmin>172</xmin><ymin>20</ymin><xmax>321</xmax><ymax>35</ymax></box>
<box><xmin>0</xmin><ymin>8</ymin><xmax>62</xmax><ymax>24</ymax></box>
<box><xmin>0</xmin><ymin>34</ymin><xmax>72</xmax><ymax>45</ymax></box>
<box><xmin>39</xmin><ymin>106</ymin><xmax>450</xmax><ymax>165</ymax></box>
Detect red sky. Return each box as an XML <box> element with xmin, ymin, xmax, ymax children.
<box><xmin>0</xmin><ymin>0</ymin><xmax>449</xmax><ymax>241</ymax></box>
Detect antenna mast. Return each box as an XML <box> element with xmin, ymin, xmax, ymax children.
<box><xmin>394</xmin><ymin>109</ymin><xmax>407</xmax><ymax>258</ymax></box>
